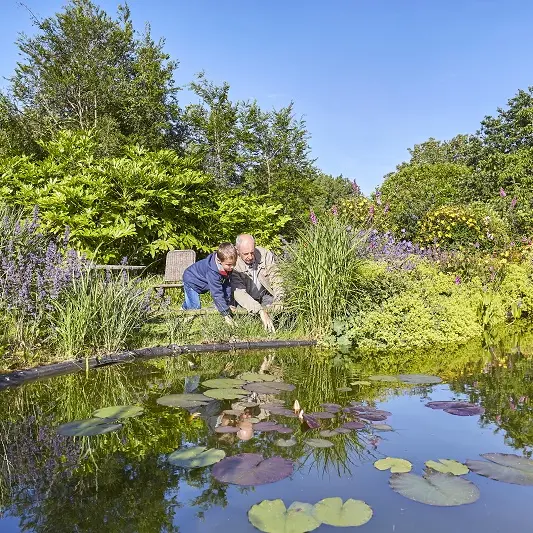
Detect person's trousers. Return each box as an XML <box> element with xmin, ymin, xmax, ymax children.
<box><xmin>182</xmin><ymin>283</ymin><xmax>201</xmax><ymax>310</ymax></box>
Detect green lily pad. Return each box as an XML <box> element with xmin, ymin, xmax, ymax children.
<box><xmin>168</xmin><ymin>446</ymin><xmax>225</xmax><ymax>468</ymax></box>
<box><xmin>275</xmin><ymin>437</ymin><xmax>297</xmax><ymax>447</ymax></box>
<box><xmin>93</xmin><ymin>405</ymin><xmax>144</xmax><ymax>419</ymax></box>
<box><xmin>372</xmin><ymin>423</ymin><xmax>393</xmax><ymax>432</ymax></box>
<box><xmin>466</xmin><ymin>453</ymin><xmax>533</xmax><ymax>485</ymax></box>
<box><xmin>238</xmin><ymin>372</ymin><xmax>278</xmax><ymax>382</ymax></box>
<box><xmin>306</xmin><ymin>438</ymin><xmax>334</xmax><ymax>448</ymax></box>
<box><xmin>319</xmin><ymin>429</ymin><xmax>340</xmax><ymax>437</ymax></box>
<box><xmin>203</xmin><ymin>388</ymin><xmax>247</xmax><ymax>400</ymax></box>
<box><xmin>389</xmin><ymin>472</ymin><xmax>480</xmax><ymax>506</ymax></box>
<box><xmin>248</xmin><ymin>499</ymin><xmax>321</xmax><ymax>533</ymax></box>
<box><xmin>369</xmin><ymin>375</ymin><xmax>399</xmax><ymax>382</ymax></box>
<box><xmin>374</xmin><ymin>457</ymin><xmax>412</xmax><ymax>473</ymax></box>
<box><xmin>156</xmin><ymin>394</ymin><xmax>211</xmax><ymax>408</ymax></box>
<box><xmin>201</xmin><ymin>378</ymin><xmax>247</xmax><ymax>388</ymax></box>
<box><xmin>351</xmin><ymin>380</ymin><xmax>371</xmax><ymax>386</ymax></box>
<box><xmin>426</xmin><ymin>459</ymin><xmax>469</xmax><ymax>476</ymax></box>
<box><xmin>57</xmin><ymin>418</ymin><xmax>122</xmax><ymax>437</ymax></box>
<box><xmin>313</xmin><ymin>497</ymin><xmax>373</xmax><ymax>527</ymax></box>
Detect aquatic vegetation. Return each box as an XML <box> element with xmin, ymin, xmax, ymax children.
<box><xmin>425</xmin><ymin>401</ymin><xmax>485</xmax><ymax>416</ymax></box>
<box><xmin>156</xmin><ymin>393</ymin><xmax>211</xmax><ymax>408</ymax></box>
<box><xmin>56</xmin><ymin>417</ymin><xmax>122</xmax><ymax>436</ymax></box>
<box><xmin>466</xmin><ymin>453</ymin><xmax>533</xmax><ymax>485</ymax></box>
<box><xmin>203</xmin><ymin>388</ymin><xmax>247</xmax><ymax>399</ymax></box>
<box><xmin>93</xmin><ymin>405</ymin><xmax>144</xmax><ymax>419</ymax></box>
<box><xmin>389</xmin><ymin>472</ymin><xmax>480</xmax><ymax>506</ymax></box>
<box><xmin>243</xmin><ymin>381</ymin><xmax>296</xmax><ymax>393</ymax></box>
<box><xmin>306</xmin><ymin>438</ymin><xmax>334</xmax><ymax>448</ymax></box>
<box><xmin>425</xmin><ymin>459</ymin><xmax>469</xmax><ymax>475</ymax></box>
<box><xmin>211</xmin><ymin>453</ymin><xmax>294</xmax><ymax>485</ymax></box>
<box><xmin>369</xmin><ymin>373</ymin><xmax>442</xmax><ymax>385</ymax></box>
<box><xmin>313</xmin><ymin>497</ymin><xmax>373</xmax><ymax>527</ymax></box>
<box><xmin>248</xmin><ymin>499</ymin><xmax>321</xmax><ymax>533</ymax></box>
<box><xmin>275</xmin><ymin>437</ymin><xmax>297</xmax><ymax>447</ymax></box>
<box><xmin>167</xmin><ymin>446</ymin><xmax>225</xmax><ymax>468</ymax></box>
<box><xmin>374</xmin><ymin>457</ymin><xmax>412</xmax><ymax>473</ymax></box>
<box><xmin>200</xmin><ymin>378</ymin><xmax>247</xmax><ymax>388</ymax></box>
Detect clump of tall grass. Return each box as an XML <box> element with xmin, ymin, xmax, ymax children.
<box><xmin>281</xmin><ymin>213</ymin><xmax>367</xmax><ymax>336</ymax></box>
<box><xmin>52</xmin><ymin>267</ymin><xmax>153</xmax><ymax>359</ymax></box>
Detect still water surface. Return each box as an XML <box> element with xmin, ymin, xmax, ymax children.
<box><xmin>1</xmin><ymin>330</ymin><xmax>533</xmax><ymax>532</ymax></box>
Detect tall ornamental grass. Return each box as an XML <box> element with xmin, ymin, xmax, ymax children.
<box><xmin>281</xmin><ymin>214</ymin><xmax>367</xmax><ymax>336</ymax></box>
<box><xmin>51</xmin><ymin>267</ymin><xmax>152</xmax><ymax>359</ymax></box>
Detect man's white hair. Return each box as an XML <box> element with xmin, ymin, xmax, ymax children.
<box><xmin>235</xmin><ymin>234</ymin><xmax>255</xmax><ymax>249</ymax></box>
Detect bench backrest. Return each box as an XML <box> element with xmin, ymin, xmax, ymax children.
<box><xmin>163</xmin><ymin>250</ymin><xmax>196</xmax><ymax>282</ymax></box>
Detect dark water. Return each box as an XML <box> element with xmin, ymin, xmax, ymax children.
<box><xmin>2</xmin><ymin>327</ymin><xmax>533</xmax><ymax>532</ymax></box>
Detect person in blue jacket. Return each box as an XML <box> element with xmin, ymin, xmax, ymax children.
<box><xmin>182</xmin><ymin>242</ymin><xmax>237</xmax><ymax>325</ymax></box>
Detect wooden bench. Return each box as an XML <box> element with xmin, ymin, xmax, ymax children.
<box><xmin>153</xmin><ymin>249</ymin><xmax>196</xmax><ymax>294</ymax></box>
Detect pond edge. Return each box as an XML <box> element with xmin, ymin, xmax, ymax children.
<box><xmin>0</xmin><ymin>339</ymin><xmax>317</xmax><ymax>390</ymax></box>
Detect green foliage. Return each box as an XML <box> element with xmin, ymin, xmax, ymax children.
<box><xmin>418</xmin><ymin>203</ymin><xmax>510</xmax><ymax>251</ymax></box>
<box><xmin>379</xmin><ymin>163</ymin><xmax>470</xmax><ymax>239</ymax></box>
<box><xmin>5</xmin><ymin>0</ymin><xmax>182</xmax><ymax>153</ymax></box>
<box><xmin>344</xmin><ymin>263</ymin><xmax>483</xmax><ymax>351</ymax></box>
<box><xmin>0</xmin><ymin>131</ymin><xmax>288</xmax><ymax>263</ymax></box>
<box><xmin>281</xmin><ymin>215</ymin><xmax>367</xmax><ymax>336</ymax></box>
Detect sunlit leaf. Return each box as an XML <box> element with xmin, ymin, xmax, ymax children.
<box><xmin>168</xmin><ymin>446</ymin><xmax>225</xmax><ymax>468</ymax></box>
<box><xmin>425</xmin><ymin>459</ymin><xmax>469</xmax><ymax>475</ymax></box>
<box><xmin>248</xmin><ymin>499</ymin><xmax>320</xmax><ymax>533</ymax></box>
<box><xmin>374</xmin><ymin>457</ymin><xmax>412</xmax><ymax>473</ymax></box>
<box><xmin>93</xmin><ymin>405</ymin><xmax>144</xmax><ymax>419</ymax></box>
<box><xmin>313</xmin><ymin>497</ymin><xmax>373</xmax><ymax>527</ymax></box>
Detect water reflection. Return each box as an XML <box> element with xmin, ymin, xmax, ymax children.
<box><xmin>1</xmin><ymin>326</ymin><xmax>533</xmax><ymax>531</ymax></box>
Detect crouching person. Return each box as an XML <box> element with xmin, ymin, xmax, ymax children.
<box><xmin>182</xmin><ymin>243</ymin><xmax>237</xmax><ymax>325</ymax></box>
<box><xmin>231</xmin><ymin>234</ymin><xmax>283</xmax><ymax>333</ymax></box>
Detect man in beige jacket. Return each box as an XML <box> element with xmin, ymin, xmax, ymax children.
<box><xmin>231</xmin><ymin>234</ymin><xmax>283</xmax><ymax>333</ymax></box>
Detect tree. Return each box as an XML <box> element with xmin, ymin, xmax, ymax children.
<box><xmin>3</xmin><ymin>0</ymin><xmax>182</xmax><ymax>154</ymax></box>
<box><xmin>184</xmin><ymin>73</ymin><xmax>240</xmax><ymax>185</ymax></box>
<box><xmin>478</xmin><ymin>87</ymin><xmax>533</xmax><ymax>155</ymax></box>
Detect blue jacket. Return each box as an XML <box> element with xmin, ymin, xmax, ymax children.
<box><xmin>182</xmin><ymin>253</ymin><xmax>232</xmax><ymax>315</ymax></box>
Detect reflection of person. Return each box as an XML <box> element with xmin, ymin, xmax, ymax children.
<box><xmin>182</xmin><ymin>243</ymin><xmax>237</xmax><ymax>326</ymax></box>
<box><xmin>231</xmin><ymin>234</ymin><xmax>283</xmax><ymax>333</ymax></box>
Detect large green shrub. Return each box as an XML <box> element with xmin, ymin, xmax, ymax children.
<box><xmin>0</xmin><ymin>130</ymin><xmax>289</xmax><ymax>263</ymax></box>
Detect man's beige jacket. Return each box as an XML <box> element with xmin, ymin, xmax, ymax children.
<box><xmin>231</xmin><ymin>246</ymin><xmax>283</xmax><ymax>313</ymax></box>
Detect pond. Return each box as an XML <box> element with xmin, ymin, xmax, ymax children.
<box><xmin>1</xmin><ymin>327</ymin><xmax>533</xmax><ymax>532</ymax></box>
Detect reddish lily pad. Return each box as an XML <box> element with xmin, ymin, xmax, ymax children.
<box><xmin>302</xmin><ymin>414</ymin><xmax>320</xmax><ymax>429</ymax></box>
<box><xmin>309</xmin><ymin>411</ymin><xmax>335</xmax><ymax>419</ymax></box>
<box><xmin>426</xmin><ymin>401</ymin><xmax>478</xmax><ymax>410</ymax></box>
<box><xmin>444</xmin><ymin>406</ymin><xmax>485</xmax><ymax>416</ymax></box>
<box><xmin>320</xmin><ymin>403</ymin><xmax>342</xmax><ymax>413</ymax></box>
<box><xmin>268</xmin><ymin>407</ymin><xmax>298</xmax><ymax>418</ymax></box>
<box><xmin>212</xmin><ymin>453</ymin><xmax>294</xmax><ymax>485</ymax></box>
<box><xmin>466</xmin><ymin>453</ymin><xmax>533</xmax><ymax>485</ymax></box>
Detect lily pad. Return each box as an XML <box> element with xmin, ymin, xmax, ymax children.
<box><xmin>223</xmin><ymin>409</ymin><xmax>245</xmax><ymax>416</ymax></box>
<box><xmin>320</xmin><ymin>403</ymin><xmax>342</xmax><ymax>413</ymax></box>
<box><xmin>355</xmin><ymin>410</ymin><xmax>390</xmax><ymax>422</ymax></box>
<box><xmin>372</xmin><ymin>423</ymin><xmax>393</xmax><ymax>432</ymax></box>
<box><xmin>267</xmin><ymin>407</ymin><xmax>298</xmax><ymax>418</ymax></box>
<box><xmin>342</xmin><ymin>421</ymin><xmax>365</xmax><ymax>430</ymax></box>
<box><xmin>306</xmin><ymin>438</ymin><xmax>334</xmax><ymax>448</ymax></box>
<box><xmin>302</xmin><ymin>414</ymin><xmax>320</xmax><ymax>429</ymax></box>
<box><xmin>201</xmin><ymin>378</ymin><xmax>247</xmax><ymax>388</ymax></box>
<box><xmin>212</xmin><ymin>453</ymin><xmax>294</xmax><ymax>485</ymax></box>
<box><xmin>248</xmin><ymin>499</ymin><xmax>320</xmax><ymax>533</ymax></box>
<box><xmin>466</xmin><ymin>453</ymin><xmax>533</xmax><ymax>485</ymax></box>
<box><xmin>156</xmin><ymin>393</ymin><xmax>211</xmax><ymax>409</ymax></box>
<box><xmin>203</xmin><ymin>388</ymin><xmax>247</xmax><ymax>400</ymax></box>
<box><xmin>275</xmin><ymin>438</ymin><xmax>297</xmax><ymax>447</ymax></box>
<box><xmin>444</xmin><ymin>406</ymin><xmax>485</xmax><ymax>416</ymax></box>
<box><xmin>254</xmin><ymin>421</ymin><xmax>283</xmax><ymax>432</ymax></box>
<box><xmin>168</xmin><ymin>446</ymin><xmax>225</xmax><ymax>468</ymax></box>
<box><xmin>368</xmin><ymin>375</ymin><xmax>399</xmax><ymax>382</ymax></box>
<box><xmin>238</xmin><ymin>372</ymin><xmax>278</xmax><ymax>382</ymax></box>
<box><xmin>320</xmin><ymin>429</ymin><xmax>341</xmax><ymax>437</ymax></box>
<box><xmin>425</xmin><ymin>400</ymin><xmax>478</xmax><ymax>410</ymax></box>
<box><xmin>389</xmin><ymin>472</ymin><xmax>480</xmax><ymax>506</ymax></box>
<box><xmin>57</xmin><ymin>418</ymin><xmax>122</xmax><ymax>437</ymax></box>
<box><xmin>398</xmin><ymin>374</ymin><xmax>442</xmax><ymax>385</ymax></box>
<box><xmin>93</xmin><ymin>405</ymin><xmax>144</xmax><ymax>419</ymax></box>
<box><xmin>215</xmin><ymin>426</ymin><xmax>240</xmax><ymax>433</ymax></box>
<box><xmin>426</xmin><ymin>459</ymin><xmax>469</xmax><ymax>476</ymax></box>
<box><xmin>243</xmin><ymin>382</ymin><xmax>296</xmax><ymax>394</ymax></box>
<box><xmin>374</xmin><ymin>457</ymin><xmax>412</xmax><ymax>473</ymax></box>
<box><xmin>351</xmin><ymin>380</ymin><xmax>371</xmax><ymax>386</ymax></box>
<box><xmin>335</xmin><ymin>427</ymin><xmax>351</xmax><ymax>434</ymax></box>
<box><xmin>313</xmin><ymin>497</ymin><xmax>373</xmax><ymax>527</ymax></box>
<box><xmin>309</xmin><ymin>411</ymin><xmax>335</xmax><ymax>419</ymax></box>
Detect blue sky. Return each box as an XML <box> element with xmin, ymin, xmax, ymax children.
<box><xmin>1</xmin><ymin>0</ymin><xmax>533</xmax><ymax>194</ymax></box>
